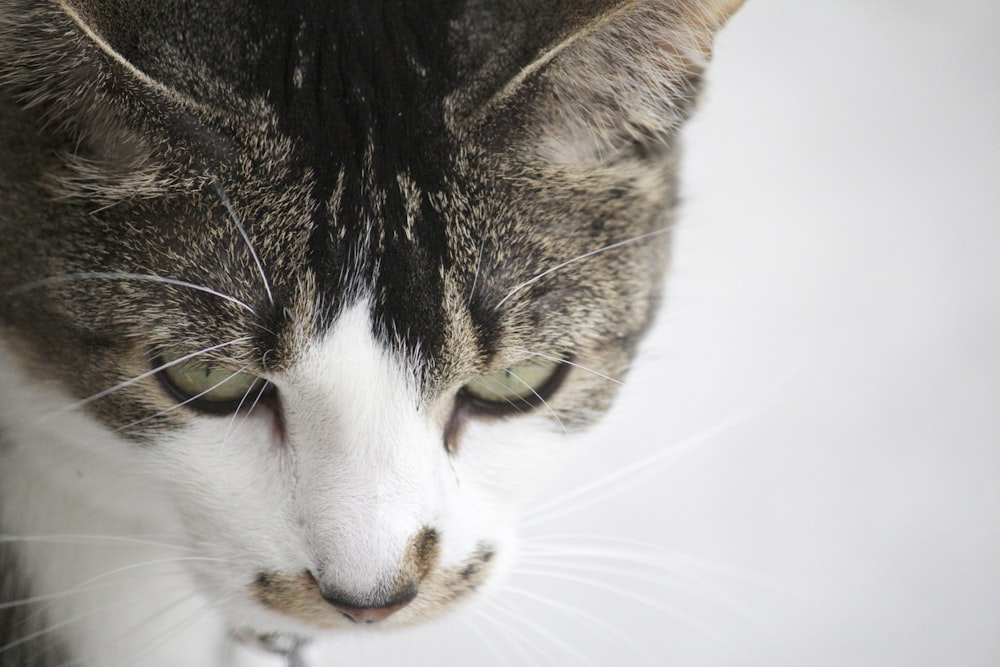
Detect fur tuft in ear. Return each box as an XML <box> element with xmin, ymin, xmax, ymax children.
<box><xmin>0</xmin><ymin>0</ymin><xmax>207</xmax><ymax>204</ymax></box>
<box><xmin>477</xmin><ymin>0</ymin><xmax>744</xmax><ymax>163</ymax></box>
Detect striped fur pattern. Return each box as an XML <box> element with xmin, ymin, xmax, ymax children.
<box><xmin>0</xmin><ymin>1</ymin><xmax>740</xmax><ymax>665</ymax></box>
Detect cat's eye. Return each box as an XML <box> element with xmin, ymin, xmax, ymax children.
<box><xmin>157</xmin><ymin>350</ymin><xmax>271</xmax><ymax>414</ymax></box>
<box><xmin>461</xmin><ymin>357</ymin><xmax>568</xmax><ymax>414</ymax></box>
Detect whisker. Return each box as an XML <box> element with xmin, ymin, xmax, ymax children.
<box><xmin>520</xmin><ymin>555</ymin><xmax>765</xmax><ymax>635</ymax></box>
<box><xmin>515</xmin><ymin>557</ymin><xmax>726</xmax><ymax>606</ymax></box>
<box><xmin>211</xmin><ymin>178</ymin><xmax>275</xmax><ymax>308</ymax></box>
<box><xmin>111</xmin><ymin>364</ymin><xmax>253</xmax><ymax>434</ymax></box>
<box><xmin>495</xmin><ymin>226</ymin><xmax>672</xmax><ymax>310</ymax></box>
<box><xmin>47</xmin><ymin>556</ymin><xmax>229</xmax><ymax>601</ymax></box>
<box><xmin>220</xmin><ymin>382</ymin><xmax>263</xmax><ymax>450</ymax></box>
<box><xmin>0</xmin><ymin>600</ymin><xmax>126</xmax><ymax>658</ymax></box>
<box><xmin>219</xmin><ymin>377</ymin><xmax>272</xmax><ymax>454</ymax></box>
<box><xmin>87</xmin><ymin>199</ymin><xmax>126</xmax><ymax>216</ymax></box>
<box><xmin>518</xmin><ymin>349</ymin><xmax>623</xmax><ymax>386</ymax></box>
<box><xmin>520</xmin><ymin>539</ymin><xmax>711</xmax><ymax>573</ymax></box>
<box><xmin>35</xmin><ymin>337</ymin><xmax>253</xmax><ymax>422</ymax></box>
<box><xmin>523</xmin><ymin>405</ymin><xmax>768</xmax><ymax>527</ymax></box>
<box><xmin>2</xmin><ymin>559</ymin><xmax>215</xmax><ymax>653</ymax></box>
<box><xmin>505</xmin><ymin>371</ymin><xmax>567</xmax><ymax>435</ymax></box>
<box><xmin>489</xmin><ymin>599</ymin><xmax>599</xmax><ymax>667</ymax></box>
<box><xmin>8</xmin><ymin>272</ymin><xmax>260</xmax><ymax>318</ymax></box>
<box><xmin>106</xmin><ymin>589</ymin><xmax>238</xmax><ymax>667</ymax></box>
<box><xmin>475</xmin><ymin>605</ymin><xmax>549</xmax><ymax>667</ymax></box>
<box><xmin>0</xmin><ymin>587</ymin><xmax>114</xmax><ymax>613</ymax></box>
<box><xmin>22</xmin><ymin>556</ymin><xmax>231</xmax><ymax>628</ymax></box>
<box><xmin>520</xmin><ymin>547</ymin><xmax>696</xmax><ymax>578</ymax></box>
<box><xmin>523</xmin><ymin>533</ymin><xmax>820</xmax><ymax>603</ymax></box>
<box><xmin>476</xmin><ymin>374</ymin><xmax>531</xmax><ymax>416</ymax></box>
<box><xmin>242</xmin><ymin>380</ymin><xmax>272</xmax><ymax>420</ymax></box>
<box><xmin>461</xmin><ymin>616</ymin><xmax>512</xmax><ymax>667</ymax></box>
<box><xmin>521</xmin><ymin>533</ymin><xmax>761</xmax><ymax>582</ymax></box>
<box><xmin>509</xmin><ymin>567</ymin><xmax>732</xmax><ymax>647</ymax></box>
<box><xmin>0</xmin><ymin>568</ymin><xmax>202</xmax><ymax>612</ymax></box>
<box><xmin>520</xmin><ymin>534</ymin><xmax>737</xmax><ymax>584</ymax></box>
<box><xmin>0</xmin><ymin>534</ymin><xmax>191</xmax><ymax>551</ymax></box>
<box><xmin>1</xmin><ymin>569</ymin><xmax>211</xmax><ymax>656</ymax></box>
<box><xmin>502</xmin><ymin>585</ymin><xmax>659</xmax><ymax>666</ymax></box>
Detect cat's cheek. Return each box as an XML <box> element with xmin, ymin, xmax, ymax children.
<box><xmin>444</xmin><ymin>416</ymin><xmax>588</xmax><ymax>587</ymax></box>
<box><xmin>147</xmin><ymin>420</ymin><xmax>303</xmax><ymax>588</ymax></box>
<box><xmin>456</xmin><ymin>415</ymin><xmax>583</xmax><ymax>509</ymax></box>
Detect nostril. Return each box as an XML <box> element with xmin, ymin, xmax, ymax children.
<box><xmin>331</xmin><ymin>601</ymin><xmax>407</xmax><ymax>624</ymax></box>
<box><xmin>320</xmin><ymin>587</ymin><xmax>417</xmax><ymax>625</ymax></box>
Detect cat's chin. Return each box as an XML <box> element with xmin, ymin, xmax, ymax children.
<box><xmin>231</xmin><ymin>629</ymin><xmax>310</xmax><ymax>661</ymax></box>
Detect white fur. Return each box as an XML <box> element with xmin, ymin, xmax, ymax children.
<box><xmin>0</xmin><ymin>299</ymin><xmax>569</xmax><ymax>665</ymax></box>
<box><xmin>0</xmin><ymin>346</ymin><xmax>227</xmax><ymax>667</ymax></box>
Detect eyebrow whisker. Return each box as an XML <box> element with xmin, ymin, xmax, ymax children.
<box><xmin>211</xmin><ymin>177</ymin><xmax>275</xmax><ymax>308</ymax></box>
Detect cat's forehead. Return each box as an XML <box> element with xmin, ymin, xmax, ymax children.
<box><xmin>8</xmin><ymin>0</ymin><xmax>676</xmax><ymax>384</ymax></box>
<box><xmin>83</xmin><ymin>4</ymin><xmax>472</xmax><ymax>365</ymax></box>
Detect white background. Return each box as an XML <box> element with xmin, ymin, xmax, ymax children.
<box><xmin>308</xmin><ymin>1</ymin><xmax>1000</xmax><ymax>664</ymax></box>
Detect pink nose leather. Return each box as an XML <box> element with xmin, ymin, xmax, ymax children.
<box><xmin>328</xmin><ymin>599</ymin><xmax>411</xmax><ymax>624</ymax></box>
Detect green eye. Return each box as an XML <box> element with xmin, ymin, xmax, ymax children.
<box><xmin>158</xmin><ymin>350</ymin><xmax>269</xmax><ymax>414</ymax></box>
<box><xmin>462</xmin><ymin>357</ymin><xmax>567</xmax><ymax>412</ymax></box>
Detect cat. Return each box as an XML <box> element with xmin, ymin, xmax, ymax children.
<box><xmin>0</xmin><ymin>0</ymin><xmax>741</xmax><ymax>665</ymax></box>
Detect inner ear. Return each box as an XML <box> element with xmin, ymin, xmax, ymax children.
<box><xmin>59</xmin><ymin>1</ymin><xmax>177</xmax><ymax>101</ymax></box>
<box><xmin>2</xmin><ymin>0</ymin><xmax>223</xmax><ymax>202</ymax></box>
<box><xmin>461</xmin><ymin>0</ymin><xmax>744</xmax><ymax>162</ymax></box>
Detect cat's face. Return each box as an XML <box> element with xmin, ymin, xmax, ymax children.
<box><xmin>0</xmin><ymin>0</ymin><xmax>739</xmax><ymax>643</ymax></box>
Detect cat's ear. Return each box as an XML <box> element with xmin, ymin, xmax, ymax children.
<box><xmin>464</xmin><ymin>0</ymin><xmax>743</xmax><ymax>162</ymax></box>
<box><xmin>0</xmin><ymin>0</ymin><xmax>209</xmax><ymax>201</ymax></box>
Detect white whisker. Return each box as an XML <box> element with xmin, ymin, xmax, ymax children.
<box><xmin>524</xmin><ymin>533</ymin><xmax>821</xmax><ymax>604</ymax></box>
<box><xmin>502</xmin><ymin>584</ymin><xmax>660</xmax><ymax>666</ymax></box>
<box><xmin>476</xmin><ymin>374</ymin><xmax>532</xmax><ymax>416</ymax></box>
<box><xmin>0</xmin><ymin>568</ymin><xmax>201</xmax><ymax>613</ymax></box>
<box><xmin>523</xmin><ymin>405</ymin><xmax>768</xmax><ymax>527</ymax></box>
<box><xmin>514</xmin><ymin>557</ymin><xmax>737</xmax><ymax>612</ymax></box>
<box><xmin>0</xmin><ymin>534</ymin><xmax>190</xmax><ymax>551</ymax></box>
<box><xmin>0</xmin><ymin>600</ymin><xmax>125</xmax><ymax>657</ymax></box>
<box><xmin>23</xmin><ymin>556</ymin><xmax>231</xmax><ymax>627</ymax></box>
<box><xmin>461</xmin><ymin>616</ymin><xmax>511</xmax><ymax>667</ymax></box>
<box><xmin>510</xmin><ymin>566</ymin><xmax>732</xmax><ymax>647</ymax></box>
<box><xmin>521</xmin><ymin>533</ymin><xmax>778</xmax><ymax>586</ymax></box>
<box><xmin>219</xmin><ymin>378</ymin><xmax>271</xmax><ymax>454</ymax></box>
<box><xmin>506</xmin><ymin>371</ymin><xmax>568</xmax><ymax>435</ymax></box>
<box><xmin>107</xmin><ymin>589</ymin><xmax>237</xmax><ymax>667</ymax></box>
<box><xmin>475</xmin><ymin>605</ymin><xmax>550</xmax><ymax>667</ymax></box>
<box><xmin>221</xmin><ymin>393</ymin><xmax>259</xmax><ymax>449</ymax></box>
<box><xmin>8</xmin><ymin>272</ymin><xmax>260</xmax><ymax>318</ymax></box>
<box><xmin>35</xmin><ymin>337</ymin><xmax>253</xmax><ymax>422</ymax></box>
<box><xmin>45</xmin><ymin>556</ymin><xmax>229</xmax><ymax>602</ymax></box>
<box><xmin>519</xmin><ymin>349</ymin><xmax>623</xmax><ymax>386</ymax></box>
<box><xmin>495</xmin><ymin>226</ymin><xmax>672</xmax><ymax>310</ymax></box>
<box><xmin>111</xmin><ymin>364</ymin><xmax>253</xmax><ymax>434</ymax></box>
<box><xmin>211</xmin><ymin>178</ymin><xmax>275</xmax><ymax>308</ymax></box>
<box><xmin>489</xmin><ymin>599</ymin><xmax>599</xmax><ymax>667</ymax></box>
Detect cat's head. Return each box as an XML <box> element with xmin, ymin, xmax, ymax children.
<box><xmin>0</xmin><ymin>0</ymin><xmax>739</xmax><ymax>639</ymax></box>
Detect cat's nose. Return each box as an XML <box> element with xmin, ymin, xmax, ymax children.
<box><xmin>313</xmin><ymin>526</ymin><xmax>439</xmax><ymax>624</ymax></box>
<box><xmin>320</xmin><ymin>588</ymin><xmax>416</xmax><ymax>624</ymax></box>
